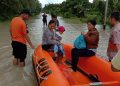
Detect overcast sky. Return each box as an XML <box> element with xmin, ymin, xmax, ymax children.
<box><xmin>39</xmin><ymin>0</ymin><xmax>93</xmax><ymax>7</ymax></box>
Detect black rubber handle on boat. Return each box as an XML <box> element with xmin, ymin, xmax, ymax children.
<box><xmin>77</xmin><ymin>67</ymin><xmax>100</xmax><ymax>82</ymax></box>
<box><xmin>66</xmin><ymin>60</ymin><xmax>100</xmax><ymax>82</ymax></box>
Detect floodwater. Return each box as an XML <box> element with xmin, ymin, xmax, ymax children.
<box><xmin>0</xmin><ymin>14</ymin><xmax>111</xmax><ymax>86</ymax></box>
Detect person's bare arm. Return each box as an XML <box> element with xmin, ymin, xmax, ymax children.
<box><xmin>116</xmin><ymin>44</ymin><xmax>120</xmax><ymax>50</ymax></box>
<box><xmin>24</xmin><ymin>34</ymin><xmax>35</xmax><ymax>49</ymax></box>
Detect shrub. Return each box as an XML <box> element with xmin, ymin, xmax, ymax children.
<box><xmin>63</xmin><ymin>12</ymin><xmax>73</xmax><ymax>18</ymax></box>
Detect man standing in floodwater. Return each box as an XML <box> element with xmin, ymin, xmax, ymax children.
<box><xmin>107</xmin><ymin>12</ymin><xmax>120</xmax><ymax>62</ymax></box>
<box><xmin>42</xmin><ymin>13</ymin><xmax>47</xmax><ymax>27</ymax></box>
<box><xmin>10</xmin><ymin>10</ymin><xmax>35</xmax><ymax>67</ymax></box>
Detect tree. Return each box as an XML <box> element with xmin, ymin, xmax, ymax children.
<box><xmin>0</xmin><ymin>0</ymin><xmax>42</xmax><ymax>20</ymax></box>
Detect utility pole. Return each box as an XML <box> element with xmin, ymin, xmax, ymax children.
<box><xmin>103</xmin><ymin>0</ymin><xmax>109</xmax><ymax>30</ymax></box>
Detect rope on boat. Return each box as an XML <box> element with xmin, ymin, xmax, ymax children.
<box><xmin>35</xmin><ymin>47</ymin><xmax>48</xmax><ymax>81</ymax></box>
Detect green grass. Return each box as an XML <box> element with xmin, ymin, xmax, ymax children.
<box><xmin>63</xmin><ymin>13</ymin><xmax>104</xmax><ymax>24</ymax></box>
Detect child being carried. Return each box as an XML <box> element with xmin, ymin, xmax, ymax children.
<box><xmin>53</xmin><ymin>26</ymin><xmax>66</xmax><ymax>64</ymax></box>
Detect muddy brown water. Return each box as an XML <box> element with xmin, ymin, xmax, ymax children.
<box><xmin>0</xmin><ymin>14</ymin><xmax>111</xmax><ymax>86</ymax></box>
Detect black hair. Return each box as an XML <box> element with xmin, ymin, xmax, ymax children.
<box><xmin>87</xmin><ymin>19</ymin><xmax>97</xmax><ymax>26</ymax></box>
<box><xmin>20</xmin><ymin>9</ymin><xmax>31</xmax><ymax>16</ymax></box>
<box><xmin>111</xmin><ymin>12</ymin><xmax>120</xmax><ymax>21</ymax></box>
<box><xmin>48</xmin><ymin>20</ymin><xmax>56</xmax><ymax>25</ymax></box>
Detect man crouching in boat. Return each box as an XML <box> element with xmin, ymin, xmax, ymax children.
<box><xmin>72</xmin><ymin>20</ymin><xmax>99</xmax><ymax>72</ymax></box>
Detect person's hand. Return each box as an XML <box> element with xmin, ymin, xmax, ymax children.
<box><xmin>81</xmin><ymin>32</ymin><xmax>86</xmax><ymax>35</ymax></box>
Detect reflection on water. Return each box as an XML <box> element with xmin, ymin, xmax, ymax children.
<box><xmin>0</xmin><ymin>14</ymin><xmax>110</xmax><ymax>86</ymax></box>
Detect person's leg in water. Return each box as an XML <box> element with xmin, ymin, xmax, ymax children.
<box><xmin>13</xmin><ymin>58</ymin><xmax>19</xmax><ymax>65</ymax></box>
<box><xmin>43</xmin><ymin>20</ymin><xmax>45</xmax><ymax>27</ymax></box>
<box><xmin>12</xmin><ymin>41</ymin><xmax>20</xmax><ymax>65</ymax></box>
<box><xmin>43</xmin><ymin>22</ymin><xmax>45</xmax><ymax>27</ymax></box>
<box><xmin>45</xmin><ymin>20</ymin><xmax>47</xmax><ymax>27</ymax></box>
<box><xmin>72</xmin><ymin>48</ymin><xmax>95</xmax><ymax>72</ymax></box>
<box><xmin>18</xmin><ymin>44</ymin><xmax>27</xmax><ymax>67</ymax></box>
<box><xmin>12</xmin><ymin>41</ymin><xmax>27</xmax><ymax>67</ymax></box>
<box><xmin>19</xmin><ymin>58</ymin><xmax>26</xmax><ymax>67</ymax></box>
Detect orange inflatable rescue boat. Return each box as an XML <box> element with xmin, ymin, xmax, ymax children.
<box><xmin>32</xmin><ymin>44</ymin><xmax>120</xmax><ymax>86</ymax></box>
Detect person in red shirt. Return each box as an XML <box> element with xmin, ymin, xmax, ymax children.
<box><xmin>10</xmin><ymin>10</ymin><xmax>35</xmax><ymax>67</ymax></box>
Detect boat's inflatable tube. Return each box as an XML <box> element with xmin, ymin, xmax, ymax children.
<box><xmin>32</xmin><ymin>45</ymin><xmax>70</xmax><ymax>86</ymax></box>
<box><xmin>32</xmin><ymin>44</ymin><xmax>120</xmax><ymax>86</ymax></box>
<box><xmin>63</xmin><ymin>44</ymin><xmax>120</xmax><ymax>83</ymax></box>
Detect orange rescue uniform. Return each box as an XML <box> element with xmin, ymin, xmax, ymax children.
<box><xmin>10</xmin><ymin>17</ymin><xmax>27</xmax><ymax>45</ymax></box>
